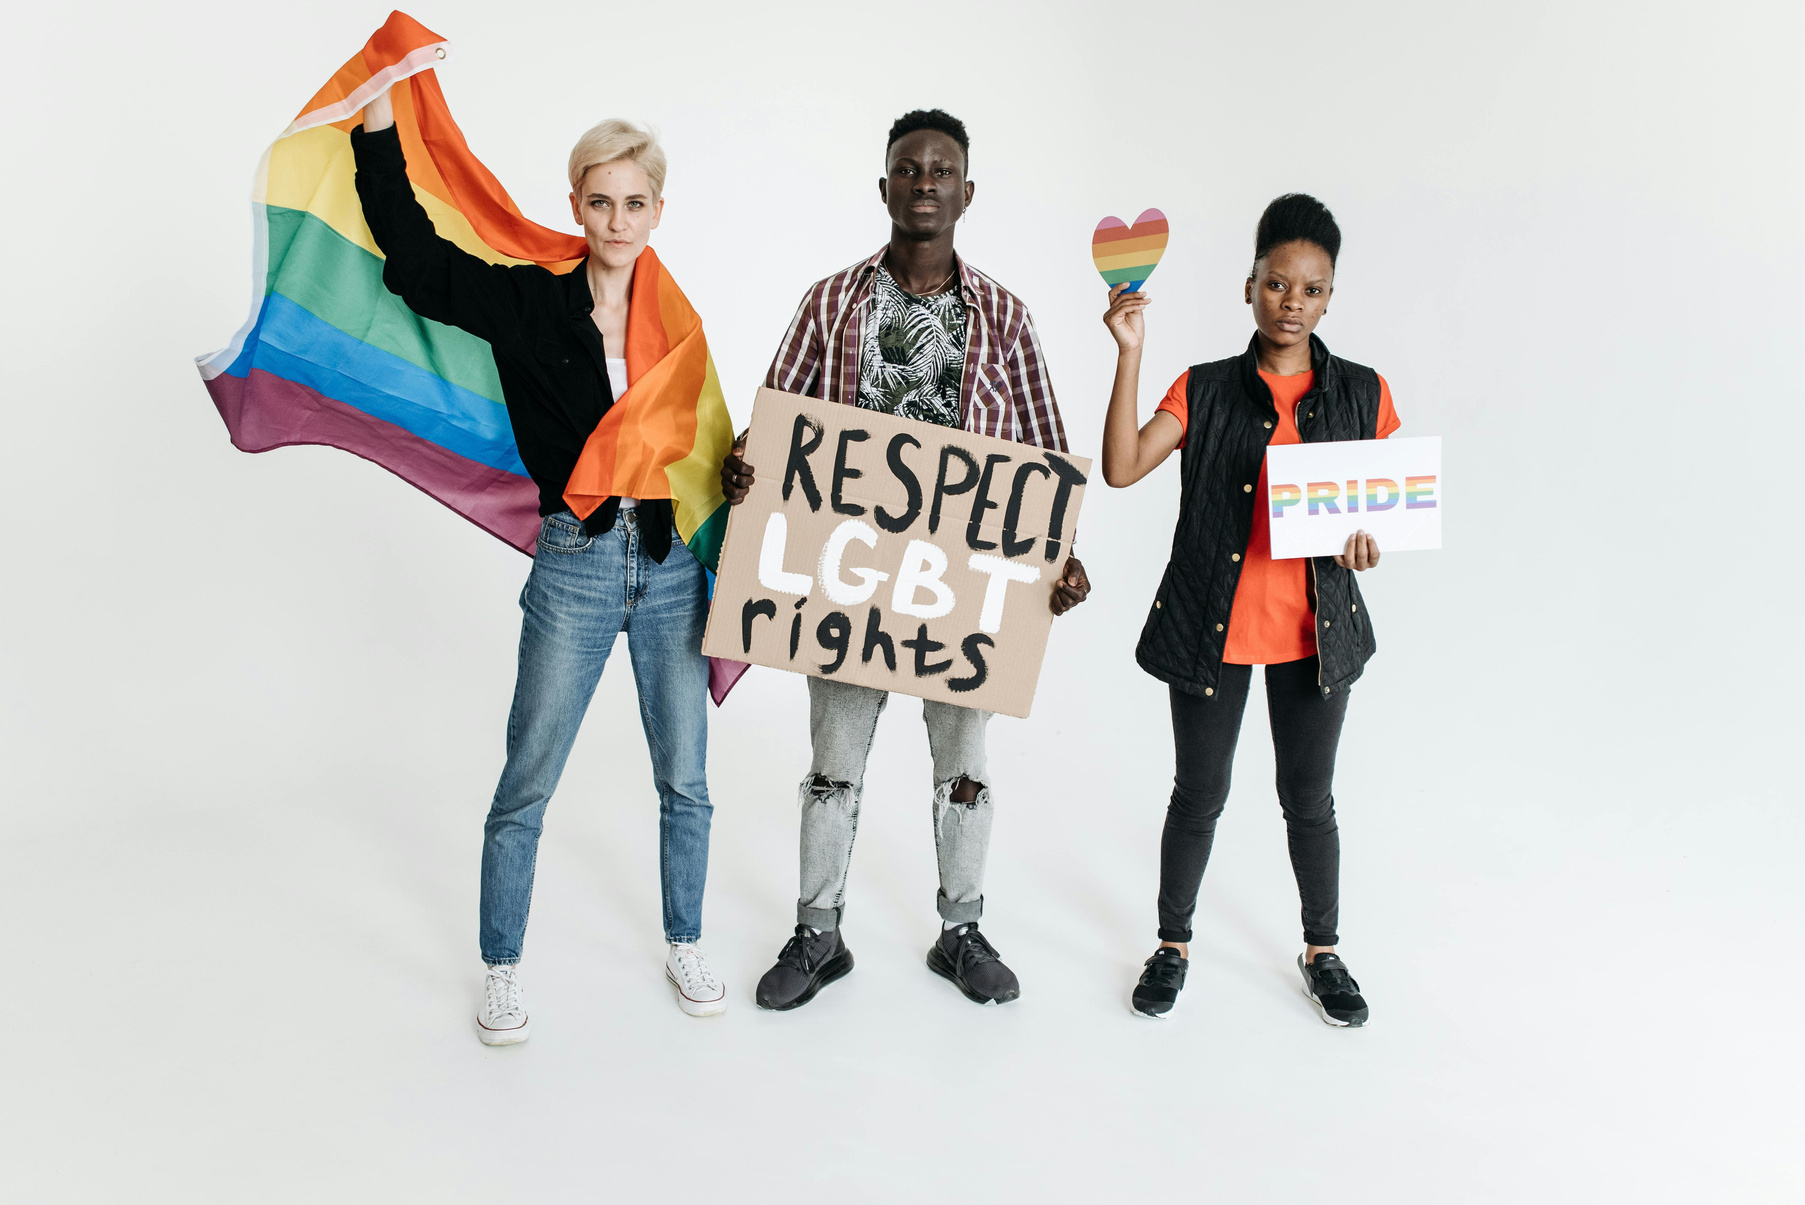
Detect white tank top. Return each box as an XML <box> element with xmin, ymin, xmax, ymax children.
<box><xmin>606</xmin><ymin>357</ymin><xmax>636</xmax><ymax>510</ymax></box>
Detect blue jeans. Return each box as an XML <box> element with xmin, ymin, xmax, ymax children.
<box><xmin>479</xmin><ymin>510</ymin><xmax>713</xmax><ymax>963</ymax></box>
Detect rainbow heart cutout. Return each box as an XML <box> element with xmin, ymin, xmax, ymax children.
<box><xmin>1092</xmin><ymin>208</ymin><xmax>1169</xmax><ymax>292</ymax></box>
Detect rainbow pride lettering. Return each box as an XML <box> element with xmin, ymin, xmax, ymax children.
<box><xmin>1272</xmin><ymin>476</ymin><xmax>1436</xmax><ymax>518</ymax></box>
<box><xmin>1264</xmin><ymin>436</ymin><xmax>1441</xmax><ymax>557</ymax></box>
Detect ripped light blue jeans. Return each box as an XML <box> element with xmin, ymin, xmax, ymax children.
<box><xmin>797</xmin><ymin>676</ymin><xmax>993</xmax><ymax>930</ymax></box>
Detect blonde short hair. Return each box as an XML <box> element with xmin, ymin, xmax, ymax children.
<box><xmin>567</xmin><ymin>119</ymin><xmax>667</xmax><ymax>197</ymax></box>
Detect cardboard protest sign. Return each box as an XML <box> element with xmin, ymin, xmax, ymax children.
<box><xmin>1266</xmin><ymin>436</ymin><xmax>1442</xmax><ymax>559</ymax></box>
<box><xmin>701</xmin><ymin>389</ymin><xmax>1091</xmax><ymax>718</ymax></box>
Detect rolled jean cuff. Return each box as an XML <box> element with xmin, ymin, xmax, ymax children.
<box><xmin>936</xmin><ymin>890</ymin><xmax>983</xmax><ymax>925</ymax></box>
<box><xmin>1156</xmin><ymin>926</ymin><xmax>1192</xmax><ymax>943</ymax></box>
<box><xmin>668</xmin><ymin>934</ymin><xmax>700</xmax><ymax>945</ymax></box>
<box><xmin>482</xmin><ymin>955</ymin><xmax>522</xmax><ymax>967</ymax></box>
<box><xmin>797</xmin><ymin>902</ymin><xmax>842</xmax><ymax>931</ymax></box>
<box><xmin>1304</xmin><ymin>931</ymin><xmax>1339</xmax><ymax>947</ymax></box>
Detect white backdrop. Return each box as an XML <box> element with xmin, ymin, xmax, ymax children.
<box><xmin>2</xmin><ymin>1</ymin><xmax>1801</xmax><ymax>1200</ymax></box>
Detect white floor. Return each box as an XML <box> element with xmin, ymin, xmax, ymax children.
<box><xmin>2</xmin><ymin>458</ymin><xmax>1799</xmax><ymax>1201</ymax></box>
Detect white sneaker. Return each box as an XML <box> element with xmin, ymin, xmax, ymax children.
<box><xmin>476</xmin><ymin>964</ymin><xmax>531</xmax><ymax>1045</ymax></box>
<box><xmin>665</xmin><ymin>944</ymin><xmax>728</xmax><ymax>1017</ymax></box>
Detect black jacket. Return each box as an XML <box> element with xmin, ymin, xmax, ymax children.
<box><xmin>350</xmin><ymin>123</ymin><xmax>673</xmax><ymax>559</ymax></box>
<box><xmin>1136</xmin><ymin>334</ymin><xmax>1381</xmax><ymax>699</ymax></box>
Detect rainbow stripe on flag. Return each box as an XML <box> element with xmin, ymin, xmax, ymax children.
<box><xmin>195</xmin><ymin>11</ymin><xmax>733</xmax><ymax>576</ymax></box>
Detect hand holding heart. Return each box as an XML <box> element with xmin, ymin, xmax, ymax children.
<box><xmin>1104</xmin><ymin>282</ymin><xmax>1152</xmax><ymax>353</ymax></box>
<box><xmin>1094</xmin><ymin>208</ymin><xmax>1168</xmax><ymax>354</ymax></box>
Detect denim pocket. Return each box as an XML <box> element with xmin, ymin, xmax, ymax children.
<box><xmin>536</xmin><ymin>513</ymin><xmax>593</xmax><ymax>554</ymax></box>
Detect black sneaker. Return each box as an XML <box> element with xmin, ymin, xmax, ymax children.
<box><xmin>1298</xmin><ymin>952</ymin><xmax>1369</xmax><ymax>1027</ymax></box>
<box><xmin>755</xmin><ymin>925</ymin><xmax>854</xmax><ymax>1011</ymax></box>
<box><xmin>927</xmin><ymin>923</ymin><xmax>1020</xmax><ymax>1005</ymax></box>
<box><xmin>1131</xmin><ymin>948</ymin><xmax>1189</xmax><ymax>1018</ymax></box>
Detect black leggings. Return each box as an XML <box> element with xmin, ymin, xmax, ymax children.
<box><xmin>1157</xmin><ymin>656</ymin><xmax>1348</xmax><ymax>947</ymax></box>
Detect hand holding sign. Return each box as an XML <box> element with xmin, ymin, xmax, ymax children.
<box><xmin>721</xmin><ymin>431</ymin><xmax>754</xmax><ymax>503</ymax></box>
<box><xmin>1051</xmin><ymin>556</ymin><xmax>1090</xmax><ymax>613</ymax></box>
<box><xmin>1334</xmin><ymin>531</ymin><xmax>1382</xmax><ymax>571</ymax></box>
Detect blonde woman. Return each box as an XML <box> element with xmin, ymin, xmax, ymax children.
<box><xmin>354</xmin><ymin>91</ymin><xmax>725</xmax><ymax>1043</ymax></box>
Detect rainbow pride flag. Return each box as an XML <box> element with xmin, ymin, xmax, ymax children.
<box><xmin>196</xmin><ymin>11</ymin><xmax>744</xmax><ymax>698</ymax></box>
<box><xmin>562</xmin><ymin>243</ymin><xmax>731</xmax><ymax>569</ymax></box>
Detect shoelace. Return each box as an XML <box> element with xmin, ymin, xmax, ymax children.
<box><xmin>1310</xmin><ymin>962</ymin><xmax>1361</xmax><ymax>996</ymax></box>
<box><xmin>776</xmin><ymin>924</ymin><xmax>824</xmax><ymax>973</ymax></box>
<box><xmin>1141</xmin><ymin>953</ymin><xmax>1186</xmax><ymax>989</ymax></box>
<box><xmin>670</xmin><ymin>945</ymin><xmax>722</xmax><ymax>994</ymax></box>
<box><xmin>485</xmin><ymin>967</ymin><xmax>524</xmax><ymax>1021</ymax></box>
<box><xmin>950</xmin><ymin>925</ymin><xmax>1001</xmax><ymax>970</ymax></box>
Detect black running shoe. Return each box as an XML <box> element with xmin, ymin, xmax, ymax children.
<box><xmin>1298</xmin><ymin>952</ymin><xmax>1368</xmax><ymax>1027</ymax></box>
<box><xmin>1131</xmin><ymin>947</ymin><xmax>1189</xmax><ymax>1018</ymax></box>
<box><xmin>927</xmin><ymin>924</ymin><xmax>1020</xmax><ymax>1005</ymax></box>
<box><xmin>755</xmin><ymin>925</ymin><xmax>854</xmax><ymax>1011</ymax></box>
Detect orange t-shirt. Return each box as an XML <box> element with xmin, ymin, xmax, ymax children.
<box><xmin>1155</xmin><ymin>368</ymin><xmax>1400</xmax><ymax>665</ymax></box>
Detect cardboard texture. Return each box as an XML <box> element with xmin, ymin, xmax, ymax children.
<box><xmin>1265</xmin><ymin>436</ymin><xmax>1443</xmax><ymax>558</ymax></box>
<box><xmin>702</xmin><ymin>389</ymin><xmax>1091</xmax><ymax>718</ymax></box>
<box><xmin>1092</xmin><ymin>208</ymin><xmax>1169</xmax><ymax>292</ymax></box>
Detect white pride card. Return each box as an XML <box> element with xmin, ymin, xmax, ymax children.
<box><xmin>1265</xmin><ymin>436</ymin><xmax>1442</xmax><ymax>559</ymax></box>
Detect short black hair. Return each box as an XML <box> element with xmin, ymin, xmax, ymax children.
<box><xmin>886</xmin><ymin>109</ymin><xmax>969</xmax><ymax>167</ymax></box>
<box><xmin>1254</xmin><ymin>193</ymin><xmax>1341</xmax><ymax>268</ymax></box>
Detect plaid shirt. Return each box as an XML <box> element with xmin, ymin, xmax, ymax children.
<box><xmin>764</xmin><ymin>247</ymin><xmax>1068</xmax><ymax>451</ymax></box>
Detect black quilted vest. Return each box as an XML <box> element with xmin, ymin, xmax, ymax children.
<box><xmin>1135</xmin><ymin>333</ymin><xmax>1382</xmax><ymax>700</ymax></box>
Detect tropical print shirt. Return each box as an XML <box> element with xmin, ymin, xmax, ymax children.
<box><xmin>854</xmin><ymin>266</ymin><xmax>968</xmax><ymax>427</ymax></box>
<box><xmin>764</xmin><ymin>247</ymin><xmax>1067</xmax><ymax>451</ymax></box>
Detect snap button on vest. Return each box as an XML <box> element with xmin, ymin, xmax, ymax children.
<box><xmin>1243</xmin><ymin>484</ymin><xmax>1252</xmax><ymax>493</ymax></box>
<box><xmin>1231</xmin><ymin>553</ymin><xmax>1240</xmax><ymax>562</ymax></box>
